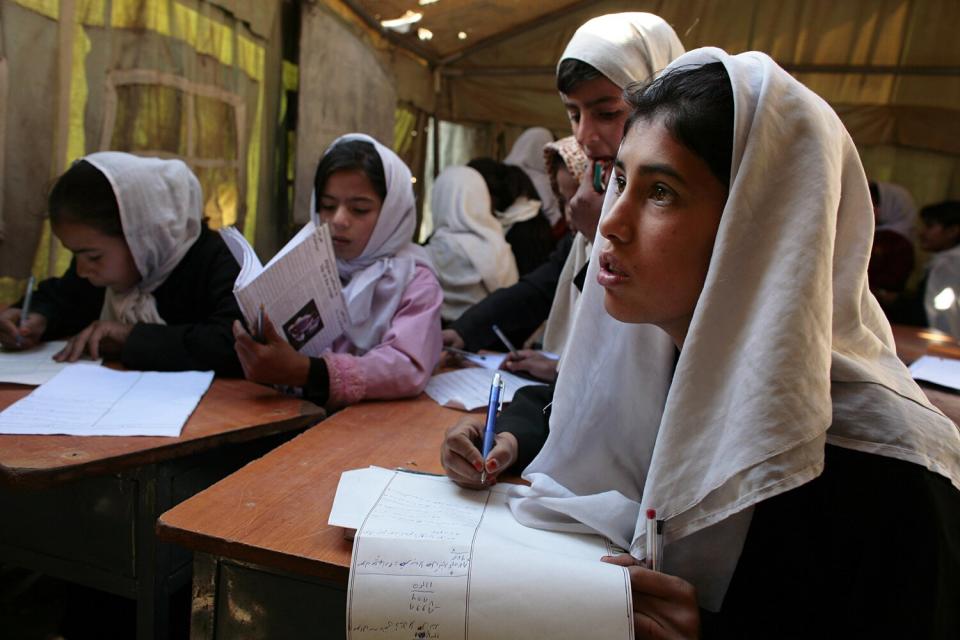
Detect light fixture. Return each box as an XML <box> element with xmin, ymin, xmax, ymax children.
<box><xmin>380</xmin><ymin>10</ymin><xmax>422</xmax><ymax>33</ymax></box>
<box><xmin>418</xmin><ymin>0</ymin><xmax>439</xmax><ymax>5</ymax></box>
<box><xmin>411</xmin><ymin>176</ymin><xmax>418</xmax><ymax>184</ymax></box>
<box><xmin>458</xmin><ymin>31</ymin><xmax>467</xmax><ymax>40</ymax></box>
<box><xmin>417</xmin><ymin>28</ymin><xmax>433</xmax><ymax>41</ymax></box>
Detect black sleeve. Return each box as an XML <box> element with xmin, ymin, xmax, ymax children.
<box><xmin>495</xmin><ymin>382</ymin><xmax>554</xmax><ymax>472</ymax></box>
<box><xmin>302</xmin><ymin>357</ymin><xmax>331</xmax><ymax>406</ymax></box>
<box><xmin>451</xmin><ymin>233</ymin><xmax>574</xmax><ymax>351</ymax></box>
<box><xmin>506</xmin><ymin>214</ymin><xmax>557</xmax><ymax>276</ymax></box>
<box><xmin>704</xmin><ymin>445</ymin><xmax>960</xmax><ymax>638</ymax></box>
<box><xmin>121</xmin><ymin>228</ymin><xmax>245</xmax><ymax>376</ymax></box>
<box><xmin>24</xmin><ymin>261</ymin><xmax>106</xmax><ymax>339</ymax></box>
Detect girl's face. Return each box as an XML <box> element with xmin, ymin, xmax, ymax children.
<box><xmin>53</xmin><ymin>221</ymin><xmax>141</xmax><ymax>293</ymax></box>
<box><xmin>597</xmin><ymin>116</ymin><xmax>728</xmax><ymax>347</ymax></box>
<box><xmin>561</xmin><ymin>75</ymin><xmax>629</xmax><ymax>165</ymax></box>
<box><xmin>317</xmin><ymin>169</ymin><xmax>383</xmax><ymax>261</ymax></box>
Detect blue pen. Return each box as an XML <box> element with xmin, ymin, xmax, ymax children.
<box><xmin>480</xmin><ymin>372</ymin><xmax>505</xmax><ymax>483</ymax></box>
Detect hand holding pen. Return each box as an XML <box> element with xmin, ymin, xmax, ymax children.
<box><xmin>0</xmin><ymin>276</ymin><xmax>46</xmax><ymax>351</ymax></box>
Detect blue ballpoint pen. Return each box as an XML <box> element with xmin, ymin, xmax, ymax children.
<box><xmin>480</xmin><ymin>372</ymin><xmax>505</xmax><ymax>483</ymax></box>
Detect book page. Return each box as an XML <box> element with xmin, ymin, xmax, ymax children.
<box><xmin>234</xmin><ymin>222</ymin><xmax>349</xmax><ymax>357</ymax></box>
<box><xmin>345</xmin><ymin>471</ymin><xmax>632</xmax><ymax>640</ymax></box>
<box><xmin>219</xmin><ymin>225</ymin><xmax>264</xmax><ymax>287</ymax></box>
<box><xmin>0</xmin><ymin>341</ymin><xmax>101</xmax><ymax>385</ymax></box>
<box><xmin>425</xmin><ymin>368</ymin><xmax>546</xmax><ymax>411</ymax></box>
<box><xmin>0</xmin><ymin>364</ymin><xmax>213</xmax><ymax>437</ymax></box>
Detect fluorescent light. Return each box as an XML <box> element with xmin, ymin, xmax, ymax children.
<box><xmin>418</xmin><ymin>0</ymin><xmax>439</xmax><ymax>5</ymax></box>
<box><xmin>380</xmin><ymin>10</ymin><xmax>422</xmax><ymax>33</ymax></box>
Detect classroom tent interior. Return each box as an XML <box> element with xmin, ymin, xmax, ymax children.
<box><xmin>1</xmin><ymin>0</ymin><xmax>958</xmax><ymax>305</ymax></box>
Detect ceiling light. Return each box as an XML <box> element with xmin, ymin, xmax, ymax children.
<box><xmin>380</xmin><ymin>10</ymin><xmax>422</xmax><ymax>33</ymax></box>
<box><xmin>418</xmin><ymin>0</ymin><xmax>439</xmax><ymax>5</ymax></box>
<box><xmin>417</xmin><ymin>28</ymin><xmax>433</xmax><ymax>41</ymax></box>
<box><xmin>458</xmin><ymin>31</ymin><xmax>467</xmax><ymax>40</ymax></box>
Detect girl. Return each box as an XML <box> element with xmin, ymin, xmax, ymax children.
<box><xmin>509</xmin><ymin>51</ymin><xmax>960</xmax><ymax>637</ymax></box>
<box><xmin>426</xmin><ymin>166</ymin><xmax>518</xmax><ymax>323</ymax></box>
<box><xmin>233</xmin><ymin>134</ymin><xmax>442</xmax><ymax>410</ymax></box>
<box><xmin>504</xmin><ymin>127</ymin><xmax>562</xmax><ymax>228</ymax></box>
<box><xmin>0</xmin><ymin>152</ymin><xmax>244</xmax><ymax>376</ymax></box>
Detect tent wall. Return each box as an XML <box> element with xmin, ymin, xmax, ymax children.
<box><xmin>0</xmin><ymin>0</ymin><xmax>284</xmax><ymax>304</ymax></box>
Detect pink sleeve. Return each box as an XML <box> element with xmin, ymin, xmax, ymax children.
<box><xmin>322</xmin><ymin>265</ymin><xmax>443</xmax><ymax>408</ymax></box>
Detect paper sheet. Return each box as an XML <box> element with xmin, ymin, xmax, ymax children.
<box><xmin>0</xmin><ymin>364</ymin><xmax>213</xmax><ymax>437</ymax></box>
<box><xmin>0</xmin><ymin>341</ymin><xmax>101</xmax><ymax>385</ymax></box>
<box><xmin>909</xmin><ymin>355</ymin><xmax>960</xmax><ymax>390</ymax></box>
<box><xmin>340</xmin><ymin>469</ymin><xmax>632</xmax><ymax>640</ymax></box>
<box><xmin>425</xmin><ymin>368</ymin><xmax>546</xmax><ymax>411</ymax></box>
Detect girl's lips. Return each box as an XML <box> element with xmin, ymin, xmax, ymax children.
<box><xmin>597</xmin><ymin>251</ymin><xmax>629</xmax><ymax>288</ymax></box>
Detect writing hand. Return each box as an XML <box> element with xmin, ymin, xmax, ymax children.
<box><xmin>441</xmin><ymin>416</ymin><xmax>518</xmax><ymax>489</ymax></box>
<box><xmin>54</xmin><ymin>320</ymin><xmax>133</xmax><ymax>361</ymax></box>
<box><xmin>601</xmin><ymin>554</ymin><xmax>700</xmax><ymax>639</ymax></box>
<box><xmin>233</xmin><ymin>313</ymin><xmax>310</xmax><ymax>386</ymax></box>
<box><xmin>0</xmin><ymin>308</ymin><xmax>47</xmax><ymax>350</ymax></box>
<box><xmin>503</xmin><ymin>349</ymin><xmax>559</xmax><ymax>382</ymax></box>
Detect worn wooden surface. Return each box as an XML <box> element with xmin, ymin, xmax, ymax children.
<box><xmin>0</xmin><ymin>378</ymin><xmax>324</xmax><ymax>488</ymax></box>
<box><xmin>157</xmin><ymin>394</ymin><xmax>462</xmax><ymax>585</ymax></box>
<box><xmin>890</xmin><ymin>323</ymin><xmax>960</xmax><ymax>364</ymax></box>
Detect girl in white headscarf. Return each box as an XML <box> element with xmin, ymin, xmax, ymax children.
<box><xmin>505</xmin><ymin>127</ymin><xmax>562</xmax><ymax>227</ymax></box>
<box><xmin>873</xmin><ymin>180</ymin><xmax>919</xmax><ymax>240</ymax></box>
<box><xmin>426</xmin><ymin>166</ymin><xmax>518</xmax><ymax>322</ymax></box>
<box><xmin>0</xmin><ymin>152</ymin><xmax>245</xmax><ymax>375</ymax></box>
<box><xmin>233</xmin><ymin>134</ymin><xmax>443</xmax><ymax>409</ymax></box>
<box><xmin>508</xmin><ymin>51</ymin><xmax>960</xmax><ymax>636</ymax></box>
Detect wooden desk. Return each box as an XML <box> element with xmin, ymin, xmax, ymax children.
<box><xmin>0</xmin><ymin>378</ymin><xmax>324</xmax><ymax>640</ymax></box>
<box><xmin>157</xmin><ymin>394</ymin><xmax>462</xmax><ymax>639</ymax></box>
<box><xmin>890</xmin><ymin>323</ymin><xmax>960</xmax><ymax>423</ymax></box>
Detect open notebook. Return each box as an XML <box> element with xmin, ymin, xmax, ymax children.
<box><xmin>331</xmin><ymin>467</ymin><xmax>633</xmax><ymax>640</ymax></box>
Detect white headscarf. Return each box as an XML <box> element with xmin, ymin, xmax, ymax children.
<box><xmin>925</xmin><ymin>243</ymin><xmax>960</xmax><ymax>338</ymax></box>
<box><xmin>875</xmin><ymin>181</ymin><xmax>918</xmax><ymax>240</ymax></box>
<box><xmin>428</xmin><ymin>165</ymin><xmax>518</xmax><ymax>297</ymax></box>
<box><xmin>510</xmin><ymin>49</ymin><xmax>960</xmax><ymax>610</ymax></box>
<box><xmin>310</xmin><ymin>133</ymin><xmax>435</xmax><ymax>353</ymax></box>
<box><xmin>505</xmin><ymin>127</ymin><xmax>560</xmax><ymax>226</ymax></box>
<box><xmin>558</xmin><ymin>12</ymin><xmax>685</xmax><ymax>92</ymax></box>
<box><xmin>83</xmin><ymin>152</ymin><xmax>202</xmax><ymax>324</ymax></box>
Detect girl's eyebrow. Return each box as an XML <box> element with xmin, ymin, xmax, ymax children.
<box><xmin>615</xmin><ymin>159</ymin><xmax>686</xmax><ymax>186</ymax></box>
<box><xmin>320</xmin><ymin>194</ymin><xmax>378</xmax><ymax>204</ymax></box>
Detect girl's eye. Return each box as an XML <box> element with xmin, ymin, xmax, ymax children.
<box><xmin>615</xmin><ymin>174</ymin><xmax>626</xmax><ymax>195</ymax></box>
<box><xmin>352</xmin><ymin>208</ymin><xmax>371</xmax><ymax>216</ymax></box>
<box><xmin>598</xmin><ymin>110</ymin><xmax>622</xmax><ymax>121</ymax></box>
<box><xmin>651</xmin><ymin>184</ymin><xmax>675</xmax><ymax>204</ymax></box>
<box><xmin>567</xmin><ymin>111</ymin><xmax>580</xmax><ymax>124</ymax></box>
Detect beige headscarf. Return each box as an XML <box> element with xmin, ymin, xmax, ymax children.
<box><xmin>83</xmin><ymin>152</ymin><xmax>202</xmax><ymax>324</ymax></box>
<box><xmin>541</xmin><ymin>137</ymin><xmax>590</xmax><ymax>355</ymax></box>
<box><xmin>510</xmin><ymin>48</ymin><xmax>960</xmax><ymax>610</ymax></box>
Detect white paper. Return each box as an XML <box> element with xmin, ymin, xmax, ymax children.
<box><xmin>221</xmin><ymin>221</ymin><xmax>349</xmax><ymax>357</ymax></box>
<box><xmin>425</xmin><ymin>368</ymin><xmax>546</xmax><ymax>411</ymax></box>
<box><xmin>909</xmin><ymin>355</ymin><xmax>960</xmax><ymax>390</ymax></box>
<box><xmin>0</xmin><ymin>364</ymin><xmax>213</xmax><ymax>437</ymax></box>
<box><xmin>459</xmin><ymin>352</ymin><xmax>508</xmax><ymax>370</ymax></box>
<box><xmin>342</xmin><ymin>470</ymin><xmax>632</xmax><ymax>640</ymax></box>
<box><xmin>0</xmin><ymin>341</ymin><xmax>102</xmax><ymax>385</ymax></box>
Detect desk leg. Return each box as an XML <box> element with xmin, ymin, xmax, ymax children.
<box><xmin>190</xmin><ymin>553</ymin><xmax>217</xmax><ymax>640</ymax></box>
<box><xmin>135</xmin><ymin>463</ymin><xmax>166</xmax><ymax>640</ymax></box>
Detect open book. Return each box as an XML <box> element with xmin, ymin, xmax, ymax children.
<box><xmin>220</xmin><ymin>221</ymin><xmax>349</xmax><ymax>357</ymax></box>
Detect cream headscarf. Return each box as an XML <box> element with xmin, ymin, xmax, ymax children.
<box><xmin>427</xmin><ymin>166</ymin><xmax>518</xmax><ymax>316</ymax></box>
<box><xmin>558</xmin><ymin>12</ymin><xmax>685</xmax><ymax>93</ymax></box>
<box><xmin>510</xmin><ymin>49</ymin><xmax>960</xmax><ymax>610</ymax></box>
<box><xmin>310</xmin><ymin>133</ymin><xmax>435</xmax><ymax>354</ymax></box>
<box><xmin>83</xmin><ymin>152</ymin><xmax>202</xmax><ymax>324</ymax></box>
<box><xmin>541</xmin><ymin>137</ymin><xmax>590</xmax><ymax>355</ymax></box>
<box><xmin>505</xmin><ymin>127</ymin><xmax>560</xmax><ymax>226</ymax></box>
<box><xmin>876</xmin><ymin>181</ymin><xmax>918</xmax><ymax>240</ymax></box>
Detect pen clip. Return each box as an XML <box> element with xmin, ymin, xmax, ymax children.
<box><xmin>497</xmin><ymin>379</ymin><xmax>505</xmax><ymax>412</ymax></box>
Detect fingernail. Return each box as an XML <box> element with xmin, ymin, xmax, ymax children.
<box><xmin>486</xmin><ymin>459</ymin><xmax>498</xmax><ymax>471</ymax></box>
<box><xmin>473</xmin><ymin>461</ymin><xmax>483</xmax><ymax>472</ymax></box>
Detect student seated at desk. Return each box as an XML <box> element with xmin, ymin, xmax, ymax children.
<box><xmin>445</xmin><ymin>51</ymin><xmax>960</xmax><ymax>637</ymax></box>
<box><xmin>920</xmin><ymin>201</ymin><xmax>960</xmax><ymax>338</ymax></box>
<box><xmin>233</xmin><ymin>134</ymin><xmax>442</xmax><ymax>409</ymax></box>
<box><xmin>0</xmin><ymin>152</ymin><xmax>244</xmax><ymax>375</ymax></box>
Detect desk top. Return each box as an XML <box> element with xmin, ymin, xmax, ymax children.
<box><xmin>157</xmin><ymin>394</ymin><xmax>462</xmax><ymax>584</ymax></box>
<box><xmin>0</xmin><ymin>378</ymin><xmax>324</xmax><ymax>489</ymax></box>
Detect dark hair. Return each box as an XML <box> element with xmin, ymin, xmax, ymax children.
<box><xmin>920</xmin><ymin>201</ymin><xmax>960</xmax><ymax>228</ymax></box>
<box><xmin>624</xmin><ymin>62</ymin><xmax>735</xmax><ymax>188</ymax></box>
<box><xmin>557</xmin><ymin>58</ymin><xmax>603</xmax><ymax>94</ymax></box>
<box><xmin>48</xmin><ymin>160</ymin><xmax>123</xmax><ymax>236</ymax></box>
<box><xmin>467</xmin><ymin>158</ymin><xmax>539</xmax><ymax>212</ymax></box>
<box><xmin>313</xmin><ymin>139</ymin><xmax>387</xmax><ymax>207</ymax></box>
